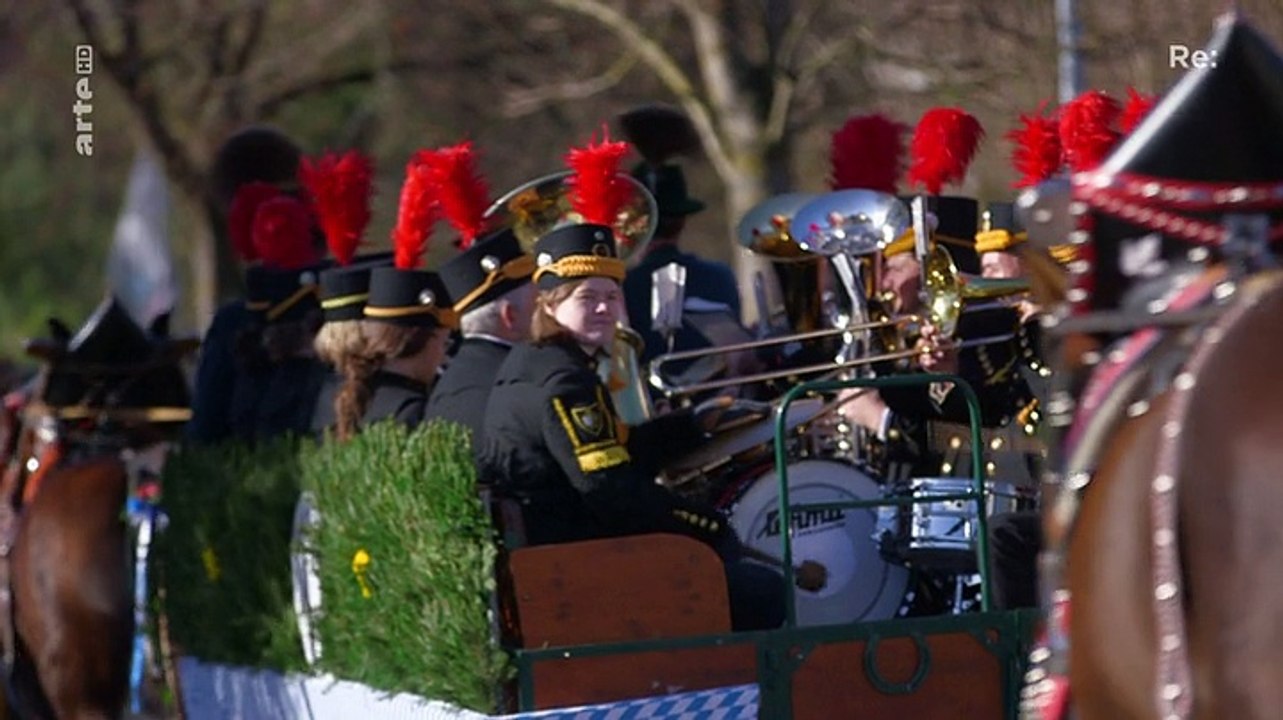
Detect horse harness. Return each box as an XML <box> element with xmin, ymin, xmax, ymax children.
<box><xmin>0</xmin><ymin>402</ymin><xmax>171</xmax><ymax>713</ymax></box>
<box><xmin>1022</xmin><ymin>267</ymin><xmax>1283</xmax><ymax>720</ymax></box>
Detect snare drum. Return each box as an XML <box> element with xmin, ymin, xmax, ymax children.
<box><xmin>719</xmin><ymin>459</ymin><xmax>909</xmax><ymax>627</ymax></box>
<box><xmin>875</xmin><ymin>477</ymin><xmax>1034</xmax><ymax>571</ymax></box>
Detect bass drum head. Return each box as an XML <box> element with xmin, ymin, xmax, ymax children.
<box><xmin>721</xmin><ymin>460</ymin><xmax>909</xmax><ymax>626</ymax></box>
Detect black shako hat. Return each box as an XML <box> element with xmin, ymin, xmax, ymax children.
<box><xmin>439</xmin><ymin>227</ymin><xmax>535</xmax><ymax>315</ymax></box>
<box><xmin>318</xmin><ymin>252</ymin><xmax>394</xmax><ymax>322</ymax></box>
<box><xmin>531</xmin><ymin>223</ymin><xmax>625</xmax><ymax>291</ymax></box>
<box><xmin>244</xmin><ymin>263</ymin><xmax>323</xmax><ymax>324</ymax></box>
<box><xmin>975</xmin><ymin>201</ymin><xmax>1027</xmax><ymax>254</ymax></box>
<box><xmin>892</xmin><ymin>195</ymin><xmax>980</xmax><ymax>273</ymax></box>
<box><xmin>364</xmin><ymin>267</ymin><xmax>457</xmax><ymax>329</ymax></box>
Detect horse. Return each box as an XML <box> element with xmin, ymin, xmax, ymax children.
<box><xmin>0</xmin><ymin>298</ymin><xmax>196</xmax><ymax>719</ymax></box>
<box><xmin>1036</xmin><ymin>266</ymin><xmax>1283</xmax><ymax>720</ymax></box>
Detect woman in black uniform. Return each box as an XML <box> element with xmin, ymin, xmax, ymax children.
<box><xmin>479</xmin><ymin>222</ymin><xmax>800</xmax><ymax>631</ymax></box>
<box><xmin>311</xmin><ymin>265</ymin><xmax>455</xmax><ymax>440</ymax></box>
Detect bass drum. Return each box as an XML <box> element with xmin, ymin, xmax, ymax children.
<box><xmin>719</xmin><ymin>459</ymin><xmax>909</xmax><ymax>627</ymax></box>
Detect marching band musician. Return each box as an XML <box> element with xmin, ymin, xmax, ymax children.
<box><xmin>973</xmin><ymin>201</ymin><xmax>1052</xmax><ymax>611</ymax></box>
<box><xmin>424</xmin><ymin>227</ymin><xmax>537</xmax><ymax>445</ymax></box>
<box><xmin>310</xmin><ymin>265</ymin><xmax>456</xmax><ymax>440</ymax></box>
<box><xmin>188</xmin><ymin>126</ymin><xmax>307</xmax><ymax>444</ymax></box>
<box><xmin>312</xmin><ymin>151</ymin><xmax>456</xmax><ymax>440</ymax></box>
<box><xmin>617</xmin><ymin>105</ymin><xmax>743</xmax><ymax>365</ymax></box>
<box><xmin>478</xmin><ymin>222</ymin><xmax>815</xmax><ymax>631</ymax></box>
<box><xmin>838</xmin><ymin>197</ymin><xmax>1035</xmax><ymax>482</ymax></box>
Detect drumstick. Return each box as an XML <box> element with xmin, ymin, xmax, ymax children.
<box><xmin>739</xmin><ymin>545</ymin><xmax>828</xmax><ymax>591</ymax></box>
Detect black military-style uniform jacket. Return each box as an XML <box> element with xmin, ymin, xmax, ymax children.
<box><xmin>254</xmin><ymin>356</ymin><xmax>329</xmax><ymax>441</ymax></box>
<box><xmin>877</xmin><ymin>307</ymin><xmax>1043</xmax><ymax>479</ymax></box>
<box><xmin>477</xmin><ymin>337</ymin><xmax>734</xmax><ymax>553</ymax></box>
<box><xmin>188</xmin><ymin>299</ymin><xmax>252</xmax><ymax>444</ymax></box>
<box><xmin>310</xmin><ymin>370</ymin><xmax>430</xmax><ymax>436</ymax></box>
<box><xmin>423</xmin><ymin>336</ymin><xmax>512</xmax><ymax>445</ymax></box>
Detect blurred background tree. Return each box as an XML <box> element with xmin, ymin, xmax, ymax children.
<box><xmin>1</xmin><ymin>0</ymin><xmax>1279</xmax><ymax>366</ymax></box>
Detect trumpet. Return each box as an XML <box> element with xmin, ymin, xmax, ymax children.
<box><xmin>649</xmin><ymin>246</ymin><xmax>1030</xmax><ymax>398</ymax></box>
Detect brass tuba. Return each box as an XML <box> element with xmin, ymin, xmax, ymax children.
<box><xmin>736</xmin><ymin>193</ymin><xmax>824</xmax><ymax>333</ymax></box>
<box><xmin>485</xmin><ymin>170</ymin><xmax>660</xmax><ymax>425</ymax></box>
<box><xmin>483</xmin><ymin>170</ymin><xmax>659</xmax><ymax>262</ymax></box>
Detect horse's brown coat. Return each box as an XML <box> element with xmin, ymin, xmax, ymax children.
<box><xmin>1066</xmin><ymin>274</ymin><xmax>1283</xmax><ymax>719</ymax></box>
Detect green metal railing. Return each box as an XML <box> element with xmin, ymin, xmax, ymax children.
<box><xmin>512</xmin><ymin>609</ymin><xmax>1038</xmax><ymax>716</ymax></box>
<box><xmin>772</xmin><ymin>373</ymin><xmax>993</xmax><ymax>626</ymax></box>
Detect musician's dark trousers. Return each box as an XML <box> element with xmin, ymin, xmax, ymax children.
<box><xmin>724</xmin><ymin>560</ymin><xmax>787</xmax><ymax>631</ymax></box>
<box><xmin>988</xmin><ymin>510</ymin><xmax>1043</xmax><ymax>610</ymax></box>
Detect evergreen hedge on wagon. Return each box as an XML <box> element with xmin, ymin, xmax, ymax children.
<box><xmin>157</xmin><ymin>419</ymin><xmax>512</xmax><ymax>713</ymax></box>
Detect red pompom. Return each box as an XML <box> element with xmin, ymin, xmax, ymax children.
<box><xmin>1120</xmin><ymin>87</ymin><xmax>1158</xmax><ymax>135</ymax></box>
<box><xmin>907</xmin><ymin>108</ymin><xmax>985</xmax><ymax>195</ymax></box>
<box><xmin>565</xmin><ymin>132</ymin><xmax>632</xmax><ymax>227</ymax></box>
<box><xmin>1059</xmin><ymin>90</ymin><xmax>1121</xmax><ymax>172</ymax></box>
<box><xmin>298</xmin><ymin>151</ymin><xmax>373</xmax><ymax>267</ymax></box>
<box><xmin>829</xmin><ymin>114</ymin><xmax>907</xmax><ymax>193</ymax></box>
<box><xmin>1005</xmin><ymin>106</ymin><xmax>1063</xmax><ymax>188</ymax></box>
<box><xmin>252</xmin><ymin>196</ymin><xmax>318</xmax><ymax>270</ymax></box>
<box><xmin>390</xmin><ymin>151</ymin><xmax>438</xmax><ymax>270</ymax></box>
<box><xmin>227</xmin><ymin>182</ymin><xmax>281</xmax><ymax>262</ymax></box>
<box><xmin>426</xmin><ymin>141</ymin><xmax>491</xmax><ymax>251</ymax></box>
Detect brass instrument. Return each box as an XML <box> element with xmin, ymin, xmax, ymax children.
<box><xmin>483</xmin><ymin>170</ymin><xmax>659</xmax><ymax>262</ymax></box>
<box><xmin>649</xmin><ymin>245</ymin><xmax>1030</xmax><ymax>398</ymax></box>
<box><xmin>600</xmin><ymin>323</ymin><xmax>653</xmax><ymax>425</ymax></box>
<box><xmin>924</xmin><ymin>244</ymin><xmax>1031</xmax><ymax>337</ymax></box>
<box><xmin>486</xmin><ymin>170</ymin><xmax>659</xmax><ymax>424</ymax></box>
<box><xmin>736</xmin><ymin>193</ymin><xmax>824</xmax><ymax>333</ymax></box>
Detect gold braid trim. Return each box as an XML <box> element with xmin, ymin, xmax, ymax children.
<box><xmin>1048</xmin><ymin>244</ymin><xmax>1080</xmax><ymax>264</ymax></box>
<box><xmin>975</xmin><ymin>229</ymin><xmax>1029</xmax><ymax>254</ymax></box>
<box><xmin>533</xmin><ymin>256</ymin><xmax>626</xmax><ymax>285</ymax></box>
<box><xmin>265</xmin><ymin>283</ymin><xmax>320</xmax><ymax>322</ymax></box>
<box><xmin>364</xmin><ymin>304</ymin><xmax>460</xmax><ymax>329</ymax></box>
<box><xmin>25</xmin><ymin>401</ymin><xmax>193</xmax><ymax>423</ymax></box>
<box><xmin>452</xmin><ymin>255</ymin><xmax>537</xmax><ymax>312</ymax></box>
<box><xmin>883</xmin><ymin>231</ymin><xmax>977</xmax><ymax>258</ymax></box>
<box><xmin>320</xmin><ymin>292</ymin><xmax>369</xmax><ymax>310</ymax></box>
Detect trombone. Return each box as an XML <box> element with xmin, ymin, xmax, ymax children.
<box><xmin>648</xmin><ymin>245</ymin><xmax>1030</xmax><ymax>398</ymax></box>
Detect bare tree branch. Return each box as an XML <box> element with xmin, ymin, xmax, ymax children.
<box><xmin>63</xmin><ymin>0</ymin><xmax>206</xmax><ymax>200</ymax></box>
<box><xmin>256</xmin><ymin>58</ymin><xmax>436</xmax><ymax>117</ymax></box>
<box><xmin>542</xmin><ymin>0</ymin><xmax>736</xmax><ymax>182</ymax></box>
<box><xmin>502</xmin><ymin>51</ymin><xmax>638</xmax><ymax>118</ymax></box>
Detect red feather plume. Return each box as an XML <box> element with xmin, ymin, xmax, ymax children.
<box><xmin>907</xmin><ymin>108</ymin><xmax>985</xmax><ymax>195</ymax></box>
<box><xmin>1120</xmin><ymin>87</ymin><xmax>1158</xmax><ymax>135</ymax></box>
<box><xmin>252</xmin><ymin>196</ymin><xmax>318</xmax><ymax>270</ymax></box>
<box><xmin>227</xmin><ymin>182</ymin><xmax>281</xmax><ymax>262</ymax></box>
<box><xmin>1005</xmin><ymin>106</ymin><xmax>1063</xmax><ymax>188</ymax></box>
<box><xmin>298</xmin><ymin>150</ymin><xmax>373</xmax><ymax>267</ymax></box>
<box><xmin>425</xmin><ymin>141</ymin><xmax>491</xmax><ymax>251</ymax></box>
<box><xmin>565</xmin><ymin>132</ymin><xmax>632</xmax><ymax>227</ymax></box>
<box><xmin>829</xmin><ymin>114</ymin><xmax>907</xmax><ymax>193</ymax></box>
<box><xmin>390</xmin><ymin>151</ymin><xmax>438</xmax><ymax>270</ymax></box>
<box><xmin>1059</xmin><ymin>90</ymin><xmax>1121</xmax><ymax>173</ymax></box>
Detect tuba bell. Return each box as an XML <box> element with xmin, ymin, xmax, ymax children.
<box><xmin>736</xmin><ymin>193</ymin><xmax>825</xmax><ymax>333</ymax></box>
<box><xmin>483</xmin><ymin>170</ymin><xmax>659</xmax><ymax>264</ymax></box>
<box><xmin>486</xmin><ymin>170</ymin><xmax>660</xmax><ymax>425</ymax></box>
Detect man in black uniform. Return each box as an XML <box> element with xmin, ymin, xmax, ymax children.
<box><xmin>188</xmin><ymin>126</ymin><xmax>307</xmax><ymax>444</ymax></box>
<box><xmin>972</xmin><ymin>201</ymin><xmax>1050</xmax><ymax>611</ymax></box>
<box><xmin>425</xmin><ymin>227</ymin><xmax>535</xmax><ymax>444</ymax></box>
